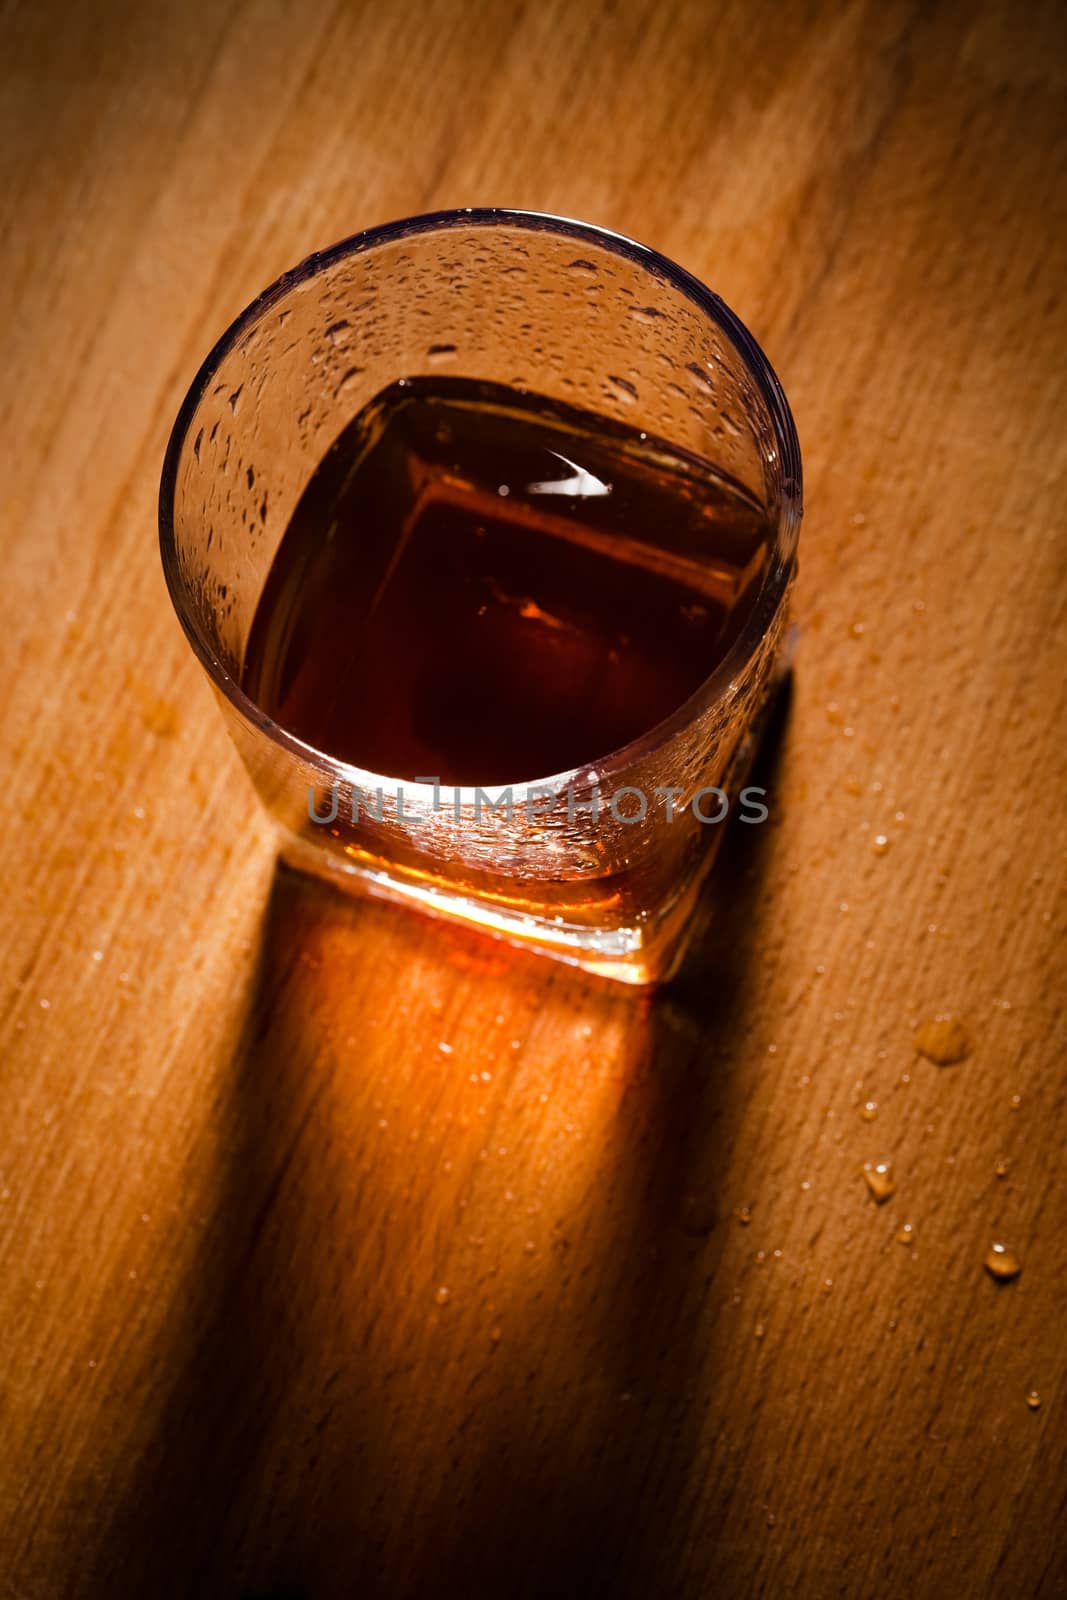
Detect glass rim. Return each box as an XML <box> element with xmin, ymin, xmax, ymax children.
<box><xmin>159</xmin><ymin>206</ymin><xmax>802</xmax><ymax>798</ymax></box>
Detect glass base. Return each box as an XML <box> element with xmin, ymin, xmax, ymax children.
<box><xmin>274</xmin><ymin>828</ymin><xmax>703</xmax><ymax>986</ymax></box>
<box><xmin>270</xmin><ymin>654</ymin><xmax>793</xmax><ymax>987</ymax></box>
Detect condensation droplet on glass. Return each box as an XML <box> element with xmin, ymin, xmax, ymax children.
<box><xmin>995</xmin><ymin>1157</ymin><xmax>1009</xmax><ymax>1177</ymax></box>
<box><xmin>735</xmin><ymin>1205</ymin><xmax>753</xmax><ymax>1226</ymax></box>
<box><xmin>435</xmin><ymin>1285</ymin><xmax>451</xmax><ymax>1305</ymax></box>
<box><xmin>861</xmin><ymin>1100</ymin><xmax>878</xmax><ymax>1121</ymax></box>
<box><xmin>608</xmin><ymin>374</ymin><xmax>638</xmax><ymax>401</ymax></box>
<box><xmin>1010</xmin><ymin>1094</ymin><xmax>1021</xmax><ymax>1111</ymax></box>
<box><xmin>1026</xmin><ymin>1390</ymin><xmax>1041</xmax><ymax>1410</ymax></box>
<box><xmin>872</xmin><ymin>834</ymin><xmax>890</xmax><ymax>856</ymax></box>
<box><xmin>896</xmin><ymin>1223</ymin><xmax>915</xmax><ymax>1246</ymax></box>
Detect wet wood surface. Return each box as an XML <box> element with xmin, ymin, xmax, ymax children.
<box><xmin>2</xmin><ymin>0</ymin><xmax>1065</xmax><ymax>1595</ymax></box>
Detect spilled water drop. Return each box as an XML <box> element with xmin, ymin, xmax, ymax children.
<box><xmin>984</xmin><ymin>1242</ymin><xmax>1021</xmax><ymax>1282</ymax></box>
<box><xmin>863</xmin><ymin>1162</ymin><xmax>896</xmax><ymax>1203</ymax></box>
<box><xmin>914</xmin><ymin>1015</ymin><xmax>971</xmax><ymax>1065</ymax></box>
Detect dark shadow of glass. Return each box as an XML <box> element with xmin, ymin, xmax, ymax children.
<box><xmin>89</xmin><ymin>679</ymin><xmax>792</xmax><ymax>1600</ymax></box>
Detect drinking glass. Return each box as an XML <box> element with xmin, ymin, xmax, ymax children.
<box><xmin>159</xmin><ymin>209</ymin><xmax>801</xmax><ymax>984</ymax></box>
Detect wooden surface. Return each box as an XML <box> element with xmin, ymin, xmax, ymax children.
<box><xmin>2</xmin><ymin>1</ymin><xmax>1065</xmax><ymax>1595</ymax></box>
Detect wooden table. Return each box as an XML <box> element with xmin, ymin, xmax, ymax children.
<box><xmin>3</xmin><ymin>1</ymin><xmax>1064</xmax><ymax>1595</ymax></box>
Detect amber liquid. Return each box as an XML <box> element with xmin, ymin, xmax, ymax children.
<box><xmin>243</xmin><ymin>377</ymin><xmax>772</xmax><ymax>787</ymax></box>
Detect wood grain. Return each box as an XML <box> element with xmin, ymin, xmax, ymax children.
<box><xmin>2</xmin><ymin>0</ymin><xmax>1065</xmax><ymax>1595</ymax></box>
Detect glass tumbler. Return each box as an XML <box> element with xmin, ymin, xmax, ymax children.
<box><xmin>159</xmin><ymin>209</ymin><xmax>801</xmax><ymax>985</ymax></box>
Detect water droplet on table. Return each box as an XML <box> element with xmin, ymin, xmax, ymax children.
<box><xmin>914</xmin><ymin>1015</ymin><xmax>971</xmax><ymax>1065</ymax></box>
<box><xmin>984</xmin><ymin>1242</ymin><xmax>1021</xmax><ymax>1282</ymax></box>
<box><xmin>863</xmin><ymin>1161</ymin><xmax>896</xmax><ymax>1203</ymax></box>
